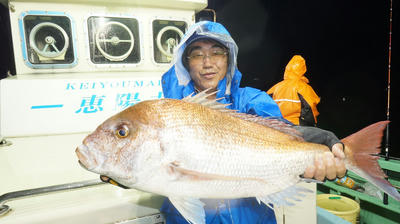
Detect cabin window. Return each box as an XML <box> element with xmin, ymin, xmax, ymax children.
<box><xmin>87</xmin><ymin>16</ymin><xmax>140</xmax><ymax>64</ymax></box>
<box><xmin>152</xmin><ymin>20</ymin><xmax>186</xmax><ymax>63</ymax></box>
<box><xmin>21</xmin><ymin>13</ymin><xmax>76</xmax><ymax>68</ymax></box>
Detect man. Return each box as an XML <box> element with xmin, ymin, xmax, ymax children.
<box><xmin>161</xmin><ymin>21</ymin><xmax>345</xmax><ymax>224</ymax></box>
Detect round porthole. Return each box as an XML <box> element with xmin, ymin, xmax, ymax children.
<box><xmin>156</xmin><ymin>26</ymin><xmax>183</xmax><ymax>58</ymax></box>
<box><xmin>29</xmin><ymin>22</ymin><xmax>69</xmax><ymax>59</ymax></box>
<box><xmin>95</xmin><ymin>21</ymin><xmax>134</xmax><ymax>61</ymax></box>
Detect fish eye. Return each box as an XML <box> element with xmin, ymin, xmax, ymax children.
<box><xmin>116</xmin><ymin>125</ymin><xmax>129</xmax><ymax>138</ymax></box>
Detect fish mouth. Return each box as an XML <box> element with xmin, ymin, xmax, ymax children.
<box><xmin>76</xmin><ymin>144</ymin><xmax>98</xmax><ymax>171</ymax></box>
<box><xmin>78</xmin><ymin>160</ymin><xmax>91</xmax><ymax>172</ymax></box>
<box><xmin>76</xmin><ymin>145</ymin><xmax>133</xmax><ymax>188</ymax></box>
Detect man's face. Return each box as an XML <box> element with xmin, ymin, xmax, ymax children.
<box><xmin>187</xmin><ymin>40</ymin><xmax>228</xmax><ymax>92</ymax></box>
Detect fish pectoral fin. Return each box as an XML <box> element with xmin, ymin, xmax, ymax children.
<box><xmin>168</xmin><ymin>197</ymin><xmax>206</xmax><ymax>224</ymax></box>
<box><xmin>257</xmin><ymin>185</ymin><xmax>313</xmax><ymax>208</ymax></box>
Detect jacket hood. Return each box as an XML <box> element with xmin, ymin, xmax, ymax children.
<box><xmin>173</xmin><ymin>21</ymin><xmax>239</xmax><ymax>95</ymax></box>
<box><xmin>283</xmin><ymin>55</ymin><xmax>309</xmax><ymax>82</ymax></box>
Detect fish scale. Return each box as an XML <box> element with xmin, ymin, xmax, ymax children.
<box><xmin>159</xmin><ymin>114</ymin><xmax>320</xmax><ymax>198</ymax></box>
<box><xmin>162</xmin><ymin>118</ymin><xmax>320</xmax><ymax>181</ymax></box>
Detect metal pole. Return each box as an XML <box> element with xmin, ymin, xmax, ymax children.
<box><xmin>0</xmin><ymin>179</ymin><xmax>104</xmax><ymax>216</ymax></box>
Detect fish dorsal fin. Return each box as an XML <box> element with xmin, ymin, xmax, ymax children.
<box><xmin>182</xmin><ymin>89</ymin><xmax>231</xmax><ymax>110</ymax></box>
<box><xmin>183</xmin><ymin>89</ymin><xmax>303</xmax><ymax>141</ymax></box>
<box><xmin>168</xmin><ymin>197</ymin><xmax>206</xmax><ymax>224</ymax></box>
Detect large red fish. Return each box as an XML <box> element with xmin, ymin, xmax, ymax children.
<box><xmin>76</xmin><ymin>91</ymin><xmax>399</xmax><ymax>224</ymax></box>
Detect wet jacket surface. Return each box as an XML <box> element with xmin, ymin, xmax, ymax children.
<box><xmin>161</xmin><ymin>21</ymin><xmax>280</xmax><ymax>224</ymax></box>
<box><xmin>267</xmin><ymin>55</ymin><xmax>320</xmax><ymax>125</ymax></box>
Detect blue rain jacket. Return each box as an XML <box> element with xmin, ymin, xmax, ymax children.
<box><xmin>160</xmin><ymin>21</ymin><xmax>282</xmax><ymax>224</ymax></box>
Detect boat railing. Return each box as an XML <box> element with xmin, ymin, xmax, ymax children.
<box><xmin>0</xmin><ymin>179</ymin><xmax>105</xmax><ymax>217</ymax></box>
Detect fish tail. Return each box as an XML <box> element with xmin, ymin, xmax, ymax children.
<box><xmin>341</xmin><ymin>120</ymin><xmax>400</xmax><ymax>201</ymax></box>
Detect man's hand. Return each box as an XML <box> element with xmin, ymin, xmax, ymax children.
<box><xmin>303</xmin><ymin>143</ymin><xmax>346</xmax><ymax>181</ymax></box>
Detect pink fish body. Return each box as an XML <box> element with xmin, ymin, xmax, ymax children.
<box><xmin>76</xmin><ymin>91</ymin><xmax>399</xmax><ymax>224</ymax></box>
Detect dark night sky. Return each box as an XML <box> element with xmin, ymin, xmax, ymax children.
<box><xmin>208</xmin><ymin>0</ymin><xmax>399</xmax><ymax>158</ymax></box>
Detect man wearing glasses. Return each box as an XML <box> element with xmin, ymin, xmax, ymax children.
<box><xmin>161</xmin><ymin>21</ymin><xmax>346</xmax><ymax>224</ymax></box>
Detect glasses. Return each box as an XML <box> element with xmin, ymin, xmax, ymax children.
<box><xmin>187</xmin><ymin>49</ymin><xmax>228</xmax><ymax>63</ymax></box>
